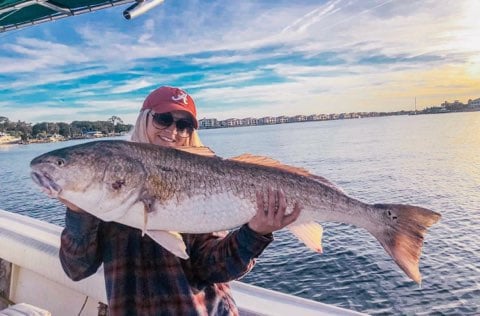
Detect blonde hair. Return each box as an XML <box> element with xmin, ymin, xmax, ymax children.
<box><xmin>130</xmin><ymin>110</ymin><xmax>204</xmax><ymax>147</ymax></box>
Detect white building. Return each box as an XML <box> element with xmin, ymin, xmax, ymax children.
<box><xmin>242</xmin><ymin>117</ymin><xmax>257</xmax><ymax>126</ymax></box>
<box><xmin>85</xmin><ymin>131</ymin><xmax>103</xmax><ymax>138</ymax></box>
<box><xmin>258</xmin><ymin>117</ymin><xmax>276</xmax><ymax>125</ymax></box>
<box><xmin>199</xmin><ymin>118</ymin><xmax>218</xmax><ymax>128</ymax></box>
<box><xmin>291</xmin><ymin>115</ymin><xmax>307</xmax><ymax>122</ymax></box>
<box><xmin>307</xmin><ymin>114</ymin><xmax>328</xmax><ymax>121</ymax></box>
<box><xmin>468</xmin><ymin>98</ymin><xmax>480</xmax><ymax>108</ymax></box>
<box><xmin>222</xmin><ymin>118</ymin><xmax>242</xmax><ymax>127</ymax></box>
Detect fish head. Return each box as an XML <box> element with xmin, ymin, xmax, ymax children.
<box><xmin>30</xmin><ymin>141</ymin><xmax>147</xmax><ymax>218</ymax></box>
<box><xmin>30</xmin><ymin>142</ymin><xmax>110</xmax><ymax>199</ymax></box>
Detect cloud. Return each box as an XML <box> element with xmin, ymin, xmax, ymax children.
<box><xmin>110</xmin><ymin>78</ymin><xmax>155</xmax><ymax>94</ymax></box>
<box><xmin>281</xmin><ymin>0</ymin><xmax>342</xmax><ymax>34</ymax></box>
<box><xmin>0</xmin><ymin>0</ymin><xmax>479</xmax><ymax>125</ymax></box>
<box><xmin>0</xmin><ymin>37</ymin><xmax>90</xmax><ymax>73</ymax></box>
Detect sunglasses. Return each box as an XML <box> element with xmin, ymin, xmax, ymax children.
<box><xmin>150</xmin><ymin>112</ymin><xmax>194</xmax><ymax>137</ymax></box>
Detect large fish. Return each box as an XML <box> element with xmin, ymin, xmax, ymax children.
<box><xmin>30</xmin><ymin>140</ymin><xmax>441</xmax><ymax>283</ymax></box>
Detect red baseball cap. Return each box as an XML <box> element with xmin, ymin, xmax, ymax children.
<box><xmin>141</xmin><ymin>86</ymin><xmax>198</xmax><ymax>128</ymax></box>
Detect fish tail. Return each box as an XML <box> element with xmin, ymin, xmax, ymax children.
<box><xmin>372</xmin><ymin>203</ymin><xmax>441</xmax><ymax>284</ymax></box>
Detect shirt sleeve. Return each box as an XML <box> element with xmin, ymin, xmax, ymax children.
<box><xmin>59</xmin><ymin>208</ymin><xmax>103</xmax><ymax>281</ymax></box>
<box><xmin>183</xmin><ymin>224</ymin><xmax>273</xmax><ymax>285</ymax></box>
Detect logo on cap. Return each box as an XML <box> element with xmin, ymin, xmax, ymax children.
<box><xmin>171</xmin><ymin>90</ymin><xmax>188</xmax><ymax>105</ymax></box>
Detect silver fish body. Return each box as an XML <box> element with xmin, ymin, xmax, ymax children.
<box><xmin>30</xmin><ymin>140</ymin><xmax>441</xmax><ymax>283</ymax></box>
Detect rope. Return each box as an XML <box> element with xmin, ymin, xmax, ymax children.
<box><xmin>77</xmin><ymin>296</ymin><xmax>88</xmax><ymax>316</ymax></box>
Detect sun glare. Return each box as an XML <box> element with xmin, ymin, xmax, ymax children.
<box><xmin>456</xmin><ymin>1</ymin><xmax>480</xmax><ymax>78</ymax></box>
<box><xmin>467</xmin><ymin>56</ymin><xmax>480</xmax><ymax>78</ymax></box>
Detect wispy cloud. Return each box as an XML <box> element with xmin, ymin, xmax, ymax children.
<box><xmin>110</xmin><ymin>78</ymin><xmax>155</xmax><ymax>94</ymax></box>
<box><xmin>281</xmin><ymin>0</ymin><xmax>342</xmax><ymax>34</ymax></box>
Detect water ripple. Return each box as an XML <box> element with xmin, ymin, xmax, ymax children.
<box><xmin>1</xmin><ymin>114</ymin><xmax>479</xmax><ymax>314</ymax></box>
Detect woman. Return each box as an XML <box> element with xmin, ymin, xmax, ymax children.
<box><xmin>59</xmin><ymin>86</ymin><xmax>302</xmax><ymax>315</ymax></box>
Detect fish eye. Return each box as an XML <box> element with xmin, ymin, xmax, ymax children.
<box><xmin>56</xmin><ymin>159</ymin><xmax>66</xmax><ymax>167</ymax></box>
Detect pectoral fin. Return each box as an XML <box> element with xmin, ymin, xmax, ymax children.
<box><xmin>146</xmin><ymin>230</ymin><xmax>189</xmax><ymax>259</ymax></box>
<box><xmin>288</xmin><ymin>222</ymin><xmax>324</xmax><ymax>253</ymax></box>
<box><xmin>139</xmin><ymin>193</ymin><xmax>155</xmax><ymax>237</ymax></box>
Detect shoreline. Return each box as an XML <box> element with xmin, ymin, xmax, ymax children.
<box><xmin>198</xmin><ymin>108</ymin><xmax>480</xmax><ymax>130</ymax></box>
<box><xmin>1</xmin><ymin>109</ymin><xmax>478</xmax><ymax>142</ymax></box>
<box><xmin>0</xmin><ymin>135</ymin><xmax>125</xmax><ymax>146</ymax></box>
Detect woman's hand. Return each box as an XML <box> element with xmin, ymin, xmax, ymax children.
<box><xmin>248</xmin><ymin>187</ymin><xmax>302</xmax><ymax>235</ymax></box>
<box><xmin>58</xmin><ymin>197</ymin><xmax>83</xmax><ymax>212</ymax></box>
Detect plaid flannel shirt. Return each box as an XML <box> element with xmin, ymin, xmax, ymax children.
<box><xmin>59</xmin><ymin>209</ymin><xmax>273</xmax><ymax>316</ymax></box>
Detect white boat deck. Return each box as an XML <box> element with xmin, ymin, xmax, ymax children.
<box><xmin>0</xmin><ymin>209</ymin><xmax>366</xmax><ymax>315</ymax></box>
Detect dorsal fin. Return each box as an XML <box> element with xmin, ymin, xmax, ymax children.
<box><xmin>311</xmin><ymin>174</ymin><xmax>343</xmax><ymax>192</ymax></box>
<box><xmin>177</xmin><ymin>146</ymin><xmax>216</xmax><ymax>157</ymax></box>
<box><xmin>229</xmin><ymin>153</ymin><xmax>342</xmax><ymax>191</ymax></box>
<box><xmin>229</xmin><ymin>154</ymin><xmax>312</xmax><ymax>176</ymax></box>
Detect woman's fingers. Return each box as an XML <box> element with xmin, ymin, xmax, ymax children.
<box><xmin>264</xmin><ymin>187</ymin><xmax>299</xmax><ymax>225</ymax></box>
<box><xmin>283</xmin><ymin>202</ymin><xmax>302</xmax><ymax>226</ymax></box>
<box><xmin>250</xmin><ymin>187</ymin><xmax>302</xmax><ymax>235</ymax></box>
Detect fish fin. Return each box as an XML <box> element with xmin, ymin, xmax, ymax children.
<box><xmin>310</xmin><ymin>175</ymin><xmax>343</xmax><ymax>192</ymax></box>
<box><xmin>93</xmin><ymin>208</ymin><xmax>128</xmax><ymax>222</ymax></box>
<box><xmin>288</xmin><ymin>221</ymin><xmax>324</xmax><ymax>253</ymax></box>
<box><xmin>229</xmin><ymin>154</ymin><xmax>311</xmax><ymax>175</ymax></box>
<box><xmin>229</xmin><ymin>154</ymin><xmax>342</xmax><ymax>191</ymax></box>
<box><xmin>140</xmin><ymin>195</ymin><xmax>155</xmax><ymax>237</ymax></box>
<box><xmin>229</xmin><ymin>154</ymin><xmax>282</xmax><ymax>165</ymax></box>
<box><xmin>177</xmin><ymin>146</ymin><xmax>216</xmax><ymax>157</ymax></box>
<box><xmin>146</xmin><ymin>230</ymin><xmax>189</xmax><ymax>259</ymax></box>
<box><xmin>372</xmin><ymin>204</ymin><xmax>441</xmax><ymax>284</ymax></box>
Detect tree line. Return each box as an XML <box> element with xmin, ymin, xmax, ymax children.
<box><xmin>0</xmin><ymin>115</ymin><xmax>133</xmax><ymax>141</ymax></box>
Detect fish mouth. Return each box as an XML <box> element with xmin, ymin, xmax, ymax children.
<box><xmin>31</xmin><ymin>171</ymin><xmax>62</xmax><ymax>198</ymax></box>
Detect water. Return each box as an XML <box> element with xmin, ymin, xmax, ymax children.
<box><xmin>1</xmin><ymin>113</ymin><xmax>479</xmax><ymax>314</ymax></box>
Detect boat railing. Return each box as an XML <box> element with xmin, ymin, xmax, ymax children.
<box><xmin>0</xmin><ymin>209</ymin><xmax>365</xmax><ymax>315</ymax></box>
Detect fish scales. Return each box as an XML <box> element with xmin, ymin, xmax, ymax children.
<box><xmin>30</xmin><ymin>140</ymin><xmax>441</xmax><ymax>283</ymax></box>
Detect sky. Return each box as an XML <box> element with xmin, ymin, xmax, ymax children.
<box><xmin>0</xmin><ymin>0</ymin><xmax>479</xmax><ymax>124</ymax></box>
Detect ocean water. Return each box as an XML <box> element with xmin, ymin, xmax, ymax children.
<box><xmin>1</xmin><ymin>112</ymin><xmax>479</xmax><ymax>315</ymax></box>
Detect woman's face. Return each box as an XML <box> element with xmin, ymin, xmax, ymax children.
<box><xmin>146</xmin><ymin>110</ymin><xmax>194</xmax><ymax>147</ymax></box>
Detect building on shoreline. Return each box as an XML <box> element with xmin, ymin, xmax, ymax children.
<box><xmin>198</xmin><ymin>97</ymin><xmax>480</xmax><ymax>130</ymax></box>
<box><xmin>468</xmin><ymin>98</ymin><xmax>480</xmax><ymax>109</ymax></box>
<box><xmin>199</xmin><ymin>118</ymin><xmax>218</xmax><ymax>128</ymax></box>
